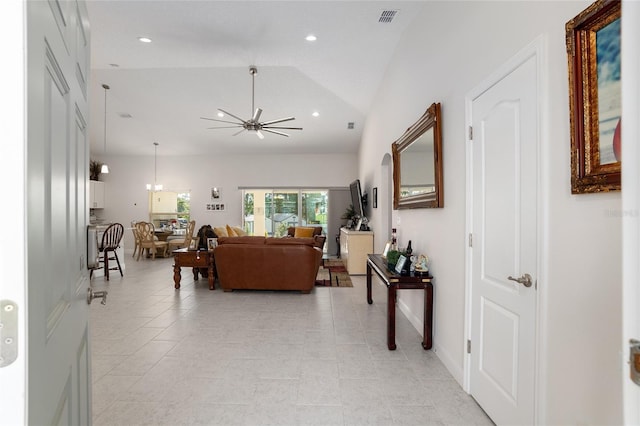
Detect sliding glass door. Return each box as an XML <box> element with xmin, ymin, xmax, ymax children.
<box><xmin>243</xmin><ymin>189</ymin><xmax>328</xmax><ymax>239</ymax></box>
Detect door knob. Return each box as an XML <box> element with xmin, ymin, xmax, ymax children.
<box><xmin>507</xmin><ymin>273</ymin><xmax>533</xmax><ymax>288</ymax></box>
<box><xmin>87</xmin><ymin>288</ymin><xmax>108</xmax><ymax>305</ymax></box>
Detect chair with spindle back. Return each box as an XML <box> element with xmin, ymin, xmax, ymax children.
<box><xmin>90</xmin><ymin>223</ymin><xmax>124</xmax><ymax>280</ymax></box>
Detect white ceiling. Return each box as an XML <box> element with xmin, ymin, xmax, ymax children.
<box><xmin>87</xmin><ymin>1</ymin><xmax>427</xmax><ymax>157</ymax></box>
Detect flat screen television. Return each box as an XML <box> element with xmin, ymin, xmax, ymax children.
<box><xmin>349</xmin><ymin>179</ymin><xmax>365</xmax><ymax>220</ymax></box>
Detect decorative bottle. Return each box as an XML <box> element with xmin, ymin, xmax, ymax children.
<box><xmin>406</xmin><ymin>240</ymin><xmax>412</xmax><ymax>256</ymax></box>
<box><xmin>391</xmin><ymin>228</ymin><xmax>397</xmax><ymax>250</ymax></box>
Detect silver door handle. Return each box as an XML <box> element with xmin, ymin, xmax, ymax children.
<box><xmin>507</xmin><ymin>273</ymin><xmax>532</xmax><ymax>288</ymax></box>
<box><xmin>87</xmin><ymin>288</ymin><xmax>108</xmax><ymax>305</ymax></box>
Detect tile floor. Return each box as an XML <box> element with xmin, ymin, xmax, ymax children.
<box><xmin>90</xmin><ymin>255</ymin><xmax>492</xmax><ymax>425</ymax></box>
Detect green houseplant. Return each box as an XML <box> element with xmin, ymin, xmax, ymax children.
<box><xmin>342</xmin><ymin>204</ymin><xmax>356</xmax><ymax>221</ymax></box>
<box><xmin>386</xmin><ymin>250</ymin><xmax>401</xmax><ymax>269</ymax></box>
<box><xmin>90</xmin><ymin>160</ymin><xmax>103</xmax><ymax>181</ymax></box>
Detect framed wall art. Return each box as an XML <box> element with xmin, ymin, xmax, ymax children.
<box><xmin>206</xmin><ymin>203</ymin><xmax>226</xmax><ymax>211</ymax></box>
<box><xmin>373</xmin><ymin>187</ymin><xmax>378</xmax><ymax>208</ymax></box>
<box><xmin>211</xmin><ymin>187</ymin><xmax>221</xmax><ymax>200</ymax></box>
<box><xmin>566</xmin><ymin>0</ymin><xmax>621</xmax><ymax>193</ymax></box>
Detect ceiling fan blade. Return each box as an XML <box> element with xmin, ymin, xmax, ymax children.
<box><xmin>232</xmin><ymin>128</ymin><xmax>247</xmax><ymax>136</ymax></box>
<box><xmin>263</xmin><ymin>126</ymin><xmax>303</xmax><ymax>130</ymax></box>
<box><xmin>261</xmin><ymin>128</ymin><xmax>290</xmax><ymax>137</ymax></box>
<box><xmin>218</xmin><ymin>108</ymin><xmax>247</xmax><ymax>124</ymax></box>
<box><xmin>255</xmin><ymin>130</ymin><xmax>265</xmax><ymax>139</ymax></box>
<box><xmin>252</xmin><ymin>108</ymin><xmax>262</xmax><ymax>123</ymax></box>
<box><xmin>206</xmin><ymin>125</ymin><xmax>244</xmax><ymax>129</ymax></box>
<box><xmin>201</xmin><ymin>117</ymin><xmax>244</xmax><ymax>125</ymax></box>
<box><xmin>260</xmin><ymin>116</ymin><xmax>296</xmax><ymax>126</ymax></box>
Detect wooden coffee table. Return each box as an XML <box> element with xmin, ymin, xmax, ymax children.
<box><xmin>172</xmin><ymin>248</ymin><xmax>215</xmax><ymax>290</ymax></box>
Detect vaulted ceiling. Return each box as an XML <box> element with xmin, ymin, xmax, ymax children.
<box><xmin>88</xmin><ymin>1</ymin><xmax>427</xmax><ymax>157</ymax></box>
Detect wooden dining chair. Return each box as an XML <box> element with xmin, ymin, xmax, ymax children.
<box><xmin>168</xmin><ymin>220</ymin><xmax>196</xmax><ymax>252</ymax></box>
<box><xmin>90</xmin><ymin>223</ymin><xmax>125</xmax><ymax>280</ymax></box>
<box><xmin>135</xmin><ymin>221</ymin><xmax>168</xmax><ymax>260</ymax></box>
<box><xmin>130</xmin><ymin>220</ymin><xmax>142</xmax><ymax>258</ymax></box>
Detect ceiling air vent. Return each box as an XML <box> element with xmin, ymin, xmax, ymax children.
<box><xmin>378</xmin><ymin>10</ymin><xmax>398</xmax><ymax>23</ymax></box>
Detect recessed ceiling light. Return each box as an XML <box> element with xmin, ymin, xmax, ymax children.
<box><xmin>312</xmin><ymin>111</ymin><xmax>320</xmax><ymax>117</ymax></box>
<box><xmin>138</xmin><ymin>37</ymin><xmax>152</xmax><ymax>43</ymax></box>
<box><xmin>217</xmin><ymin>112</ymin><xmax>224</xmax><ymax>118</ymax></box>
<box><xmin>305</xmin><ymin>34</ymin><xmax>317</xmax><ymax>42</ymax></box>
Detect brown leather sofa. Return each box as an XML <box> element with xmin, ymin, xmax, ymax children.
<box><xmin>286</xmin><ymin>226</ymin><xmax>326</xmax><ymax>251</ymax></box>
<box><xmin>214</xmin><ymin>236</ymin><xmax>322</xmax><ymax>293</ymax></box>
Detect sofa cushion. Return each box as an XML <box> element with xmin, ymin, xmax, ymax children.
<box><xmin>294</xmin><ymin>227</ymin><xmax>316</xmax><ymax>238</ymax></box>
<box><xmin>266</xmin><ymin>237</ymin><xmax>316</xmax><ymax>247</ymax></box>
<box><xmin>218</xmin><ymin>236</ymin><xmax>266</xmax><ymax>245</ymax></box>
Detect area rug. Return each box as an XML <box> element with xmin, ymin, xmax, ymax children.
<box><xmin>315</xmin><ymin>258</ymin><xmax>353</xmax><ymax>287</ymax></box>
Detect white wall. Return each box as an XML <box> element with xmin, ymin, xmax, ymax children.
<box><xmin>359</xmin><ymin>1</ymin><xmax>622</xmax><ymax>424</ymax></box>
<box><xmin>95</xmin><ymin>153</ymin><xmax>357</xmax><ymax>251</ymax></box>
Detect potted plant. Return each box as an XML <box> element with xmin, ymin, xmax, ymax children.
<box><xmin>90</xmin><ymin>160</ymin><xmax>103</xmax><ymax>181</ymax></box>
<box><xmin>341</xmin><ymin>204</ymin><xmax>357</xmax><ymax>228</ymax></box>
<box><xmin>386</xmin><ymin>249</ymin><xmax>401</xmax><ymax>270</ymax></box>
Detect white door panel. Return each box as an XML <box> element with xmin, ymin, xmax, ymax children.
<box><xmin>622</xmin><ymin>0</ymin><xmax>640</xmax><ymax>421</ymax></box>
<box><xmin>24</xmin><ymin>1</ymin><xmax>92</xmax><ymax>424</ymax></box>
<box><xmin>468</xmin><ymin>42</ymin><xmax>540</xmax><ymax>425</ymax></box>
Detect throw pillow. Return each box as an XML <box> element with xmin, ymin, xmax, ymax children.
<box><xmin>294</xmin><ymin>227</ymin><xmax>315</xmax><ymax>238</ymax></box>
<box><xmin>213</xmin><ymin>226</ymin><xmax>228</xmax><ymax>237</ymax></box>
<box><xmin>226</xmin><ymin>224</ymin><xmax>238</xmax><ymax>237</ymax></box>
<box><xmin>232</xmin><ymin>226</ymin><xmax>247</xmax><ymax>236</ymax></box>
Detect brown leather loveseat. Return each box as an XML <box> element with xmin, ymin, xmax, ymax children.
<box><xmin>286</xmin><ymin>226</ymin><xmax>326</xmax><ymax>251</ymax></box>
<box><xmin>214</xmin><ymin>236</ymin><xmax>322</xmax><ymax>293</ymax></box>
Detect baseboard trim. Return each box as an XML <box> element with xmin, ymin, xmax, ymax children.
<box><xmin>398</xmin><ymin>298</ymin><xmax>465</xmax><ymax>388</ymax></box>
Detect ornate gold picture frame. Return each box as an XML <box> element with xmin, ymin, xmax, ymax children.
<box><xmin>566</xmin><ymin>0</ymin><xmax>621</xmax><ymax>194</ymax></box>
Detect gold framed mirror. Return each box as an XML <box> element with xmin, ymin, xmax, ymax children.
<box><xmin>392</xmin><ymin>102</ymin><xmax>443</xmax><ymax>209</ymax></box>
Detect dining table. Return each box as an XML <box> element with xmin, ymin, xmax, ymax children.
<box><xmin>154</xmin><ymin>230</ymin><xmax>174</xmax><ymax>241</ymax></box>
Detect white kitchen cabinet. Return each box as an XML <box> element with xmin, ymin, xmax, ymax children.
<box><xmin>149</xmin><ymin>191</ymin><xmax>177</xmax><ymax>213</ymax></box>
<box><xmin>340</xmin><ymin>228</ymin><xmax>374</xmax><ymax>275</ymax></box>
<box><xmin>90</xmin><ymin>180</ymin><xmax>105</xmax><ymax>209</ymax></box>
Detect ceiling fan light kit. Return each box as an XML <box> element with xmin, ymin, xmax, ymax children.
<box><xmin>201</xmin><ymin>66</ymin><xmax>303</xmax><ymax>138</ymax></box>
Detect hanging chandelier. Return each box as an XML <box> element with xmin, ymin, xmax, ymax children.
<box><xmin>101</xmin><ymin>83</ymin><xmax>110</xmax><ymax>174</ymax></box>
<box><xmin>145</xmin><ymin>142</ymin><xmax>163</xmax><ymax>191</ymax></box>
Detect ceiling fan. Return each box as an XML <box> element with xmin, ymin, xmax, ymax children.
<box><xmin>201</xmin><ymin>66</ymin><xmax>302</xmax><ymax>139</ymax></box>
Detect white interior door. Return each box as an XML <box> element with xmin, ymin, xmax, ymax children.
<box><xmin>25</xmin><ymin>1</ymin><xmax>92</xmax><ymax>424</ymax></box>
<box><xmin>622</xmin><ymin>0</ymin><xmax>640</xmax><ymax>422</ymax></box>
<box><xmin>467</xmin><ymin>41</ymin><xmax>541</xmax><ymax>425</ymax></box>
<box><xmin>0</xmin><ymin>1</ymin><xmax>27</xmax><ymax>424</ymax></box>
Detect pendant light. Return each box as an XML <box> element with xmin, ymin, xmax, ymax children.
<box><xmin>100</xmin><ymin>83</ymin><xmax>110</xmax><ymax>174</ymax></box>
<box><xmin>146</xmin><ymin>142</ymin><xmax>163</xmax><ymax>191</ymax></box>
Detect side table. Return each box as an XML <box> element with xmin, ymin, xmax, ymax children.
<box><xmin>173</xmin><ymin>248</ymin><xmax>215</xmax><ymax>290</ymax></box>
<box><xmin>366</xmin><ymin>254</ymin><xmax>433</xmax><ymax>350</ymax></box>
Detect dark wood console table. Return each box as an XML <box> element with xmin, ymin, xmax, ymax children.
<box><xmin>366</xmin><ymin>254</ymin><xmax>433</xmax><ymax>350</ymax></box>
<box><xmin>173</xmin><ymin>248</ymin><xmax>215</xmax><ymax>290</ymax></box>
